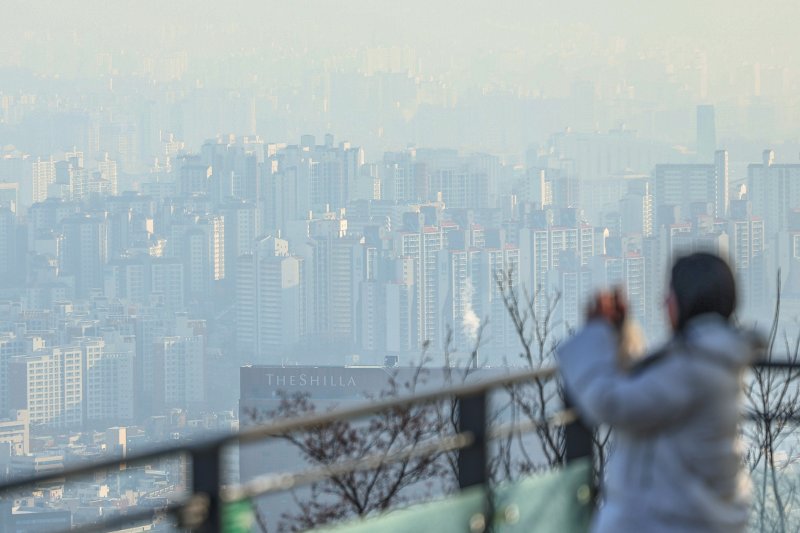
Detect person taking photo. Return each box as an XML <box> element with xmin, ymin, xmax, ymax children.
<box><xmin>557</xmin><ymin>252</ymin><xmax>762</xmax><ymax>533</ymax></box>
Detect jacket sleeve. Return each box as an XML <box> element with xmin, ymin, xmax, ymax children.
<box><xmin>557</xmin><ymin>321</ymin><xmax>700</xmax><ymax>432</ymax></box>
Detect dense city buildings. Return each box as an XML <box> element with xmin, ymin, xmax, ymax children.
<box><xmin>1</xmin><ymin>4</ymin><xmax>799</xmax><ymax>525</ymax></box>
<box><xmin>0</xmin><ymin>127</ymin><xmax>789</xmax><ymax>439</ymax></box>
<box><xmin>1</xmin><ymin>127</ymin><xmax>795</xmax><ymax>429</ymax></box>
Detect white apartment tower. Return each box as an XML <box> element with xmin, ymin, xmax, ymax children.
<box><xmin>236</xmin><ymin>236</ymin><xmax>304</xmax><ymax>361</ymax></box>
<box><xmin>393</xmin><ymin>226</ymin><xmax>445</xmax><ymax>350</ymax></box>
<box><xmin>32</xmin><ymin>157</ymin><xmax>55</xmax><ymax>203</ymax></box>
<box><xmin>728</xmin><ymin>201</ymin><xmax>766</xmax><ymax>314</ymax></box>
<box><xmin>747</xmin><ymin>149</ymin><xmax>800</xmax><ymax>237</ymax></box>
<box><xmin>8</xmin><ymin>347</ymin><xmax>83</xmax><ymax>428</ymax></box>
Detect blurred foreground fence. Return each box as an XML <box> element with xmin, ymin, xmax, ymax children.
<box><xmin>0</xmin><ymin>359</ymin><xmax>796</xmax><ymax>532</ymax></box>
<box><xmin>0</xmin><ymin>367</ymin><xmax>595</xmax><ymax>532</ymax></box>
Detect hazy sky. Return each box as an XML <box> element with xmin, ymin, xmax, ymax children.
<box><xmin>2</xmin><ymin>0</ymin><xmax>798</xmax><ymax>71</ymax></box>
<box><xmin>3</xmin><ymin>0</ymin><xmax>800</xmax><ymax>156</ymax></box>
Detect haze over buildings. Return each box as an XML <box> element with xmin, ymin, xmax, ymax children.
<box><xmin>0</xmin><ymin>0</ymin><xmax>799</xmax><ymax>528</ymax></box>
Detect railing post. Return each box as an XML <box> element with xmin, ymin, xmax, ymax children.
<box><xmin>457</xmin><ymin>391</ymin><xmax>488</xmax><ymax>488</ymax></box>
<box><xmin>563</xmin><ymin>392</ymin><xmax>593</xmax><ymax>464</ymax></box>
<box><xmin>188</xmin><ymin>445</ymin><xmax>221</xmax><ymax>532</ymax></box>
<box><xmin>458</xmin><ymin>391</ymin><xmax>492</xmax><ymax>533</ymax></box>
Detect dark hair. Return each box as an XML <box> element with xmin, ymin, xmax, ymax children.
<box><xmin>670</xmin><ymin>252</ymin><xmax>736</xmax><ymax>331</ymax></box>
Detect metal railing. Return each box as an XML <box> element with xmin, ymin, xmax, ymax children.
<box><xmin>0</xmin><ymin>366</ymin><xmax>593</xmax><ymax>532</ymax></box>
<box><xmin>2</xmin><ymin>359</ymin><xmax>793</xmax><ymax>532</ymax></box>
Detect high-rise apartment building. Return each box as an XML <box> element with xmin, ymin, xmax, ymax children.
<box><xmin>155</xmin><ymin>335</ymin><xmax>204</xmax><ymax>411</ymax></box>
<box><xmin>106</xmin><ymin>254</ymin><xmax>185</xmax><ymax>312</ymax></box>
<box><xmin>727</xmin><ymin>200</ymin><xmax>766</xmax><ymax>314</ymax></box>
<box><xmin>135</xmin><ymin>313</ymin><xmax>170</xmax><ymax>418</ymax></box>
<box><xmin>653</xmin><ymin>150</ymin><xmax>728</xmax><ymax>221</ymax></box>
<box><xmin>222</xmin><ymin>200</ymin><xmax>259</xmax><ymax>267</ymax></box>
<box><xmin>518</xmin><ymin>211</ymin><xmax>594</xmax><ymax>319</ymax></box>
<box><xmin>154</xmin><ymin>316</ymin><xmax>206</xmax><ymax>412</ymax></box>
<box><xmin>201</xmin><ymin>138</ymin><xmax>261</xmax><ymax>202</ymax></box>
<box><xmin>309</xmin><ymin>217</ymin><xmax>364</xmax><ymax>349</ymax></box>
<box><xmin>747</xmin><ymin>149</ymin><xmax>800</xmax><ymax>237</ymax></box>
<box><xmin>263</xmin><ymin>136</ymin><xmax>364</xmax><ymax>234</ymax></box>
<box><xmin>96</xmin><ymin>153</ymin><xmax>118</xmax><ymax>196</ymax></box>
<box><xmin>439</xmin><ymin>246</ymin><xmax>481</xmax><ymax>352</ymax></box>
<box><xmin>545</xmin><ymin>250</ymin><xmax>592</xmax><ymax>336</ymax></box>
<box><xmin>619</xmin><ymin>181</ymin><xmax>654</xmax><ymax>237</ymax></box>
<box><xmin>592</xmin><ymin>253</ymin><xmax>646</xmax><ymax>326</ymax></box>
<box><xmin>31</xmin><ymin>158</ymin><xmax>55</xmax><ymax>204</ymax></box>
<box><xmin>27</xmin><ymin>199</ymin><xmax>80</xmax><ymax>246</ymax></box>
<box><xmin>60</xmin><ymin>213</ymin><xmax>109</xmax><ymax>298</ymax></box>
<box><xmin>384</xmin><ymin>276</ymin><xmax>415</xmax><ymax>355</ymax></box>
<box><xmin>518</xmin><ymin>226</ymin><xmax>550</xmax><ymax>297</ymax></box>
<box><xmin>382</xmin><ymin>150</ymin><xmax>425</xmax><ymax>204</ymax></box>
<box><xmin>177</xmin><ymin>155</ymin><xmax>212</xmax><ymax>196</ymax></box>
<box><xmin>80</xmin><ymin>337</ymin><xmax>135</xmax><ymax>424</ymax></box>
<box><xmin>0</xmin><ymin>332</ymin><xmax>23</xmax><ymax>414</ymax></box>
<box><xmin>473</xmin><ymin>245</ymin><xmax>521</xmax><ymax>358</ymax></box>
<box><xmin>168</xmin><ymin>214</ymin><xmax>225</xmax><ymax>303</ymax></box>
<box><xmin>8</xmin><ymin>347</ymin><xmax>83</xmax><ymax>428</ymax></box>
<box><xmin>393</xmin><ymin>224</ymin><xmax>444</xmax><ymax>350</ymax></box>
<box><xmin>150</xmin><ymin>258</ymin><xmax>185</xmax><ymax>311</ymax></box>
<box><xmin>236</xmin><ymin>236</ymin><xmax>304</xmax><ymax>361</ymax></box>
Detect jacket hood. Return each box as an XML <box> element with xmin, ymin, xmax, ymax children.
<box><xmin>682</xmin><ymin>314</ymin><xmax>764</xmax><ymax>367</ymax></box>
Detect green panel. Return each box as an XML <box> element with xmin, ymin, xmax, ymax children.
<box><xmin>311</xmin><ymin>486</ymin><xmax>486</xmax><ymax>533</ymax></box>
<box><xmin>493</xmin><ymin>458</ymin><xmax>594</xmax><ymax>532</ymax></box>
<box><xmin>309</xmin><ymin>459</ymin><xmax>593</xmax><ymax>533</ymax></box>
<box><xmin>222</xmin><ymin>498</ymin><xmax>257</xmax><ymax>533</ymax></box>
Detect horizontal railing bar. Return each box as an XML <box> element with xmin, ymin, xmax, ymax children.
<box><xmin>488</xmin><ymin>409</ymin><xmax>577</xmax><ymax>442</ymax></box>
<box><xmin>230</xmin><ymin>359</ymin><xmax>793</xmax><ymax>447</ymax></box>
<box><xmin>0</xmin><ymin>367</ymin><xmax>558</xmax><ymax>494</ymax></box>
<box><xmin>234</xmin><ymin>367</ymin><xmax>558</xmax><ymax>445</ymax></box>
<box><xmin>744</xmin><ymin>413</ymin><xmax>800</xmax><ymax>423</ymax></box>
<box><xmin>1</xmin><ymin>359</ymin><xmax>796</xmax><ymax>502</ymax></box>
<box><xmin>224</xmin><ymin>431</ymin><xmax>474</xmax><ymax>502</ymax></box>
<box><xmin>224</xmin><ymin>408</ymin><xmax>578</xmax><ymax>502</ymax></box>
<box><xmin>752</xmin><ymin>360</ymin><xmax>800</xmax><ymax>370</ymax></box>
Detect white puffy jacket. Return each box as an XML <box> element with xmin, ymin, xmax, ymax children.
<box><xmin>557</xmin><ymin>314</ymin><xmax>760</xmax><ymax>533</ymax></box>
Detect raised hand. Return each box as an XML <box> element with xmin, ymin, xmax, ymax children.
<box><xmin>586</xmin><ymin>287</ymin><xmax>627</xmax><ymax>330</ymax></box>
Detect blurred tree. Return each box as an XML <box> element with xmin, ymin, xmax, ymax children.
<box><xmin>244</xmin><ymin>357</ymin><xmax>450</xmax><ymax>532</ymax></box>
<box><xmin>745</xmin><ymin>271</ymin><xmax>800</xmax><ymax>532</ymax></box>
